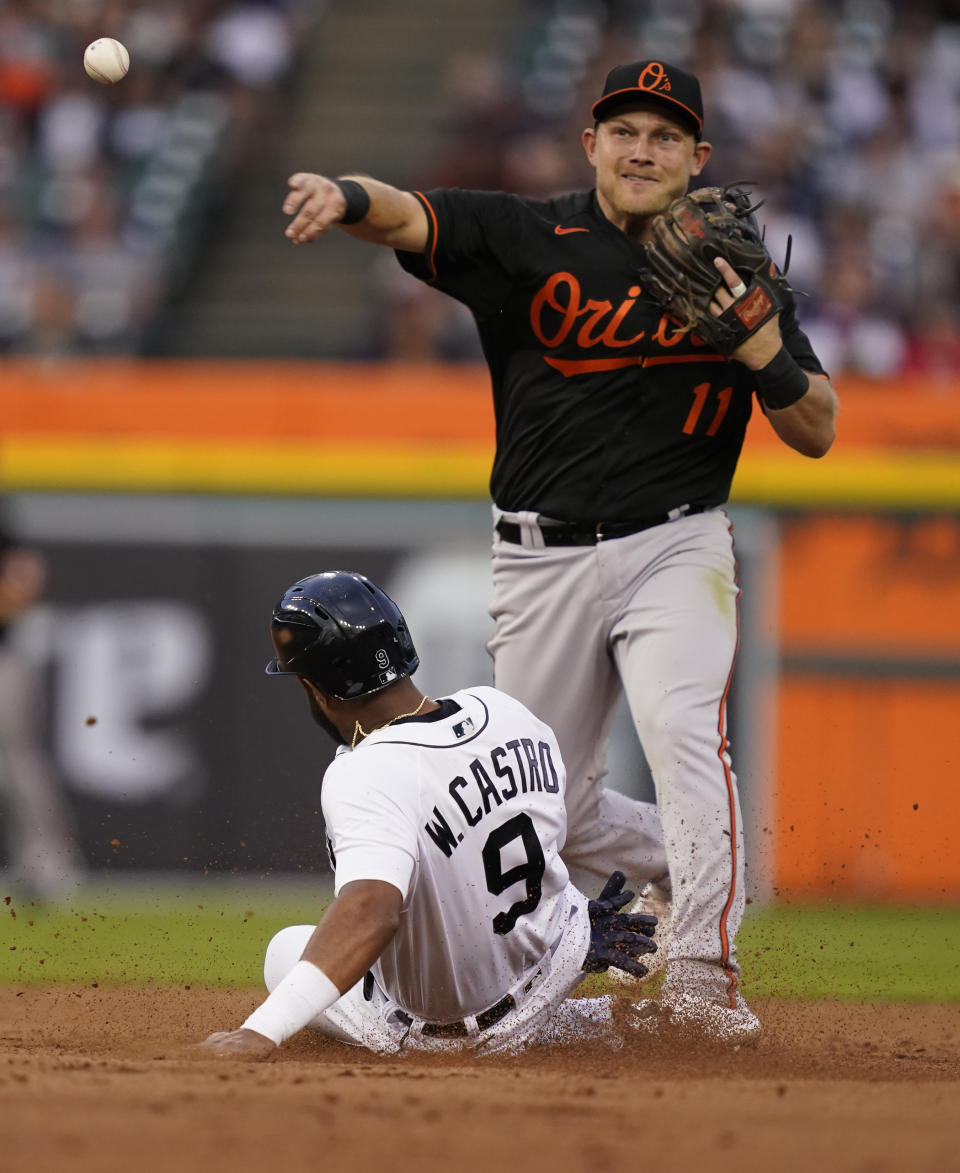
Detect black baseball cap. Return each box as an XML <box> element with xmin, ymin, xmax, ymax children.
<box><xmin>592</xmin><ymin>60</ymin><xmax>703</xmax><ymax>137</ymax></box>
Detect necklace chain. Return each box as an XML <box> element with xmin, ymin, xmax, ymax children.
<box><xmin>352</xmin><ymin>695</ymin><xmax>429</xmax><ymax>748</ymax></box>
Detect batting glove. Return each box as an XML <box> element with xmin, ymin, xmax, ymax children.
<box><xmin>583</xmin><ymin>870</ymin><xmax>658</xmax><ymax>978</ymax></box>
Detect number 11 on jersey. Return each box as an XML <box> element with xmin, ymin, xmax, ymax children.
<box><xmin>683</xmin><ymin>382</ymin><xmax>733</xmax><ymax>436</ymax></box>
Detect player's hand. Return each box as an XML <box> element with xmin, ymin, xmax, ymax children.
<box><xmin>584</xmin><ymin>871</ymin><xmax>658</xmax><ymax>979</ymax></box>
<box><xmin>711</xmin><ymin>256</ymin><xmax>783</xmax><ymax>370</ymax></box>
<box><xmin>283</xmin><ymin>173</ymin><xmax>348</xmax><ymax>244</ymax></box>
<box><xmin>199</xmin><ymin>1028</ymin><xmax>277</xmax><ymax>1060</ymax></box>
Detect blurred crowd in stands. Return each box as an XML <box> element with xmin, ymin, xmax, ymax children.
<box><xmin>3</xmin><ymin>0</ymin><xmax>960</xmax><ymax>381</ymax></box>
<box><xmin>379</xmin><ymin>0</ymin><xmax>960</xmax><ymax>381</ymax></box>
<box><xmin>0</xmin><ymin>0</ymin><xmax>310</xmax><ymax>356</ymax></box>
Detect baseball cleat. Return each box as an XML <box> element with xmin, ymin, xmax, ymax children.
<box><xmin>659</xmin><ymin>987</ymin><xmax>762</xmax><ymax>1047</ymax></box>
<box><xmin>626</xmin><ymin>989</ymin><xmax>761</xmax><ymax>1047</ymax></box>
<box><xmin>626</xmin><ymin>955</ymin><xmax>762</xmax><ymax>1047</ymax></box>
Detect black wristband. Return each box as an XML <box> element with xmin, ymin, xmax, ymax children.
<box><xmin>753</xmin><ymin>347</ymin><xmax>809</xmax><ymax>410</ymax></box>
<box><xmin>333</xmin><ymin>179</ymin><xmax>371</xmax><ymax>225</ymax></box>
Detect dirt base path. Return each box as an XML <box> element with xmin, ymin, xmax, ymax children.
<box><xmin>3</xmin><ymin>988</ymin><xmax>959</xmax><ymax>1173</ymax></box>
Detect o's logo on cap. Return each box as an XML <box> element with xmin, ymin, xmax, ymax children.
<box><xmin>638</xmin><ymin>62</ymin><xmax>671</xmax><ymax>92</ymax></box>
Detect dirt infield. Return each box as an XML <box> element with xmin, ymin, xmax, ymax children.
<box><xmin>2</xmin><ymin>988</ymin><xmax>959</xmax><ymax>1173</ymax></box>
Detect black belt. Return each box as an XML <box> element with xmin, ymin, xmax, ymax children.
<box><xmin>496</xmin><ymin>505</ymin><xmax>707</xmax><ymax>547</ymax></box>
<box><xmin>395</xmin><ymin>992</ymin><xmax>516</xmax><ymax>1039</ymax></box>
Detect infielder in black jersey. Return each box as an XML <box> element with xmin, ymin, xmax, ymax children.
<box><xmin>278</xmin><ymin>60</ymin><xmax>838</xmax><ymax>1045</ymax></box>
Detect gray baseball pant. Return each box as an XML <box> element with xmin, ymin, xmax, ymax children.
<box><xmin>488</xmin><ymin>507</ymin><xmax>745</xmax><ymax>983</ymax></box>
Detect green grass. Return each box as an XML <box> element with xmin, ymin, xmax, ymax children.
<box><xmin>2</xmin><ymin>880</ymin><xmax>959</xmax><ymax>1001</ymax></box>
<box><xmin>1</xmin><ymin>877</ymin><xmax>331</xmax><ymax>989</ymax></box>
<box><xmin>737</xmin><ymin>903</ymin><xmax>960</xmax><ymax>1002</ymax></box>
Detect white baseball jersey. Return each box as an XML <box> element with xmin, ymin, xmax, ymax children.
<box><xmin>321</xmin><ymin>685</ymin><xmax>577</xmax><ymax>1023</ymax></box>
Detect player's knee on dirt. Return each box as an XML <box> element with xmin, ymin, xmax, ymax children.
<box><xmin>263</xmin><ymin>924</ymin><xmax>315</xmax><ymax>992</ymax></box>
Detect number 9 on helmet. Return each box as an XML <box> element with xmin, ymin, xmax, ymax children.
<box><xmin>265</xmin><ymin>571</ymin><xmax>419</xmax><ymax>700</ymax></box>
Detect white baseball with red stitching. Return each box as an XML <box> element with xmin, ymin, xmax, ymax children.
<box><xmin>83</xmin><ymin>38</ymin><xmax>130</xmax><ymax>85</ymax></box>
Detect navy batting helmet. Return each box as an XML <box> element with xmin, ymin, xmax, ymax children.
<box><xmin>265</xmin><ymin>571</ymin><xmax>419</xmax><ymax>700</ymax></box>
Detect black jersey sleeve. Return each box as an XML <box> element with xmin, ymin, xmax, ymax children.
<box><xmin>395</xmin><ymin>188</ymin><xmax>527</xmax><ymax>318</ymax></box>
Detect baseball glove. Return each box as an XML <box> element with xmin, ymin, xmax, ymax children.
<box><xmin>637</xmin><ymin>185</ymin><xmax>790</xmax><ymax>355</ymax></box>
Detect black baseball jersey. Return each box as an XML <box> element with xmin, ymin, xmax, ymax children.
<box><xmin>397</xmin><ymin>188</ymin><xmax>827</xmax><ymax>523</ymax></box>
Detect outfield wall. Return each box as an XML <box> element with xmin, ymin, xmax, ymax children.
<box><xmin>0</xmin><ymin>361</ymin><xmax>957</xmax><ymax>901</ymax></box>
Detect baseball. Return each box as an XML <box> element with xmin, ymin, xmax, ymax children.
<box><xmin>83</xmin><ymin>38</ymin><xmax>130</xmax><ymax>84</ymax></box>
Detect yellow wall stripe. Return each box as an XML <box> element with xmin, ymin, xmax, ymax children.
<box><xmin>0</xmin><ymin>439</ymin><xmax>493</xmax><ymax>497</ymax></box>
<box><xmin>732</xmin><ymin>451</ymin><xmax>960</xmax><ymax>509</ymax></box>
<box><xmin>2</xmin><ymin>438</ymin><xmax>959</xmax><ymax>507</ymax></box>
